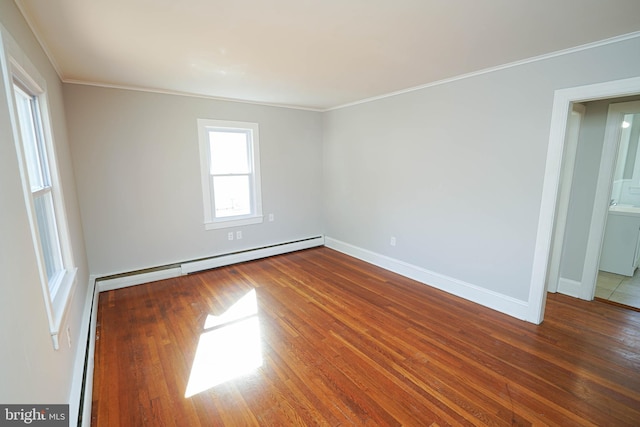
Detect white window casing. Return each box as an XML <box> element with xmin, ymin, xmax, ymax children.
<box><xmin>198</xmin><ymin>119</ymin><xmax>263</xmax><ymax>230</ymax></box>
<box><xmin>2</xmin><ymin>28</ymin><xmax>77</xmax><ymax>350</ymax></box>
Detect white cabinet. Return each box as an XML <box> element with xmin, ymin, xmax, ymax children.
<box><xmin>600</xmin><ymin>209</ymin><xmax>640</xmax><ymax>276</ymax></box>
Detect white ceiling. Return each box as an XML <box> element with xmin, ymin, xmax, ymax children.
<box><xmin>15</xmin><ymin>0</ymin><xmax>640</xmax><ymax>110</ymax></box>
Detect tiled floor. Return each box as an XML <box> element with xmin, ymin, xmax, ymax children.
<box><xmin>595</xmin><ymin>269</ymin><xmax>640</xmax><ymax>309</ymax></box>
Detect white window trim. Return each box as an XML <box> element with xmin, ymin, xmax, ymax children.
<box><xmin>1</xmin><ymin>27</ymin><xmax>77</xmax><ymax>350</ymax></box>
<box><xmin>197</xmin><ymin>119</ymin><xmax>263</xmax><ymax>230</ymax></box>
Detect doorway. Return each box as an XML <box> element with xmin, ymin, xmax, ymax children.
<box><xmin>551</xmin><ymin>98</ymin><xmax>640</xmax><ymax>302</ymax></box>
<box><xmin>593</xmin><ymin>101</ymin><xmax>640</xmax><ymax>309</ymax></box>
<box><xmin>528</xmin><ymin>76</ymin><xmax>640</xmax><ymax>324</ymax></box>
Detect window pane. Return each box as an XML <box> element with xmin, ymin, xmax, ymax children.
<box><xmin>209</xmin><ymin>131</ymin><xmax>250</xmax><ymax>175</ymax></box>
<box><xmin>213</xmin><ymin>175</ymin><xmax>251</xmax><ymax>218</ymax></box>
<box><xmin>34</xmin><ymin>191</ymin><xmax>63</xmax><ymax>286</ymax></box>
<box><xmin>14</xmin><ymin>85</ymin><xmax>46</xmax><ymax>190</ymax></box>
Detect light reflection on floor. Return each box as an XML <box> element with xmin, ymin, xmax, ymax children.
<box><xmin>185</xmin><ymin>289</ymin><xmax>262</xmax><ymax>398</ymax></box>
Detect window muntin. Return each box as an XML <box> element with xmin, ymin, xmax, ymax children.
<box><xmin>198</xmin><ymin>120</ymin><xmax>263</xmax><ymax>229</ymax></box>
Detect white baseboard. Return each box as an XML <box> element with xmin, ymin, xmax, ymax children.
<box><xmin>557</xmin><ymin>277</ymin><xmax>582</xmax><ymax>298</ymax></box>
<box><xmin>79</xmin><ymin>278</ymin><xmax>100</xmax><ymax>427</ymax></box>
<box><xmin>67</xmin><ymin>275</ymin><xmax>98</xmax><ymax>427</ymax></box>
<box><xmin>324</xmin><ymin>237</ymin><xmax>529</xmax><ymax>321</ymax></box>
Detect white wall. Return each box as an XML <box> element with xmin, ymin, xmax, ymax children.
<box><xmin>63</xmin><ymin>85</ymin><xmax>323</xmax><ymax>276</ymax></box>
<box><xmin>0</xmin><ymin>0</ymin><xmax>89</xmax><ymax>418</ymax></box>
<box><xmin>323</xmin><ymin>35</ymin><xmax>640</xmax><ymax>310</ymax></box>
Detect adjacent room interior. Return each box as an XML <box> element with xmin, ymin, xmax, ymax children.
<box><xmin>1</xmin><ymin>1</ymin><xmax>640</xmax><ymax>425</ymax></box>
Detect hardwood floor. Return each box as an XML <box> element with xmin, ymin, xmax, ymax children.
<box><xmin>91</xmin><ymin>247</ymin><xmax>640</xmax><ymax>426</ymax></box>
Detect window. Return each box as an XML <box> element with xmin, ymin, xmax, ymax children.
<box><xmin>14</xmin><ymin>84</ymin><xmax>64</xmax><ymax>289</ymax></box>
<box><xmin>9</xmin><ymin>60</ymin><xmax>77</xmax><ymax>350</ymax></box>
<box><xmin>198</xmin><ymin>119</ymin><xmax>263</xmax><ymax>229</ymax></box>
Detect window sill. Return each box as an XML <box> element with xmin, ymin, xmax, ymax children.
<box><xmin>49</xmin><ymin>267</ymin><xmax>78</xmax><ymax>350</ymax></box>
<box><xmin>205</xmin><ymin>215</ymin><xmax>263</xmax><ymax>230</ymax></box>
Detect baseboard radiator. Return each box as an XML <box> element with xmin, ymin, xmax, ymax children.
<box><xmin>96</xmin><ymin>236</ymin><xmax>325</xmax><ymax>292</ymax></box>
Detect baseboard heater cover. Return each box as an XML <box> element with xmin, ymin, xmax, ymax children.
<box><xmin>96</xmin><ymin>236</ymin><xmax>325</xmax><ymax>292</ymax></box>
<box><xmin>181</xmin><ymin>236</ymin><xmax>324</xmax><ymax>274</ymax></box>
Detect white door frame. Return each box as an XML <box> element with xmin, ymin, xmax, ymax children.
<box><xmin>546</xmin><ymin>103</ymin><xmax>585</xmax><ymax>294</ymax></box>
<box><xmin>527</xmin><ymin>76</ymin><xmax>640</xmax><ymax>324</ymax></box>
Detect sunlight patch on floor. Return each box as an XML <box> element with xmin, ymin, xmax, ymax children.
<box><xmin>185</xmin><ymin>289</ymin><xmax>262</xmax><ymax>397</ymax></box>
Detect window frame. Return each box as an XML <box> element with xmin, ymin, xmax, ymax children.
<box><xmin>13</xmin><ymin>82</ymin><xmax>65</xmax><ymax>286</ymax></box>
<box><xmin>4</xmin><ymin>39</ymin><xmax>77</xmax><ymax>350</ymax></box>
<box><xmin>197</xmin><ymin>119</ymin><xmax>263</xmax><ymax>230</ymax></box>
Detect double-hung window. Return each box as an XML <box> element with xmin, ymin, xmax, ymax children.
<box><xmin>14</xmin><ymin>84</ymin><xmax>64</xmax><ymax>288</ymax></box>
<box><xmin>198</xmin><ymin>119</ymin><xmax>263</xmax><ymax>229</ymax></box>
<box><xmin>10</xmin><ymin>59</ymin><xmax>77</xmax><ymax>349</ymax></box>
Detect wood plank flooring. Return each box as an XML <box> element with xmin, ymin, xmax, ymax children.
<box><xmin>91</xmin><ymin>247</ymin><xmax>640</xmax><ymax>426</ymax></box>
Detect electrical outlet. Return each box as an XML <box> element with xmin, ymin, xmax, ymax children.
<box><xmin>236</xmin><ymin>230</ymin><xmax>242</xmax><ymax>239</ymax></box>
<box><xmin>268</xmin><ymin>213</ymin><xmax>274</xmax><ymax>222</ymax></box>
<box><xmin>228</xmin><ymin>232</ymin><xmax>234</xmax><ymax>241</ymax></box>
<box><xmin>390</xmin><ymin>236</ymin><xmax>397</xmax><ymax>246</ymax></box>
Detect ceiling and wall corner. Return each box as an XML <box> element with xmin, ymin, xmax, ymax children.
<box><xmin>13</xmin><ymin>0</ymin><xmax>640</xmax><ymax>111</ymax></box>
<box><xmin>1</xmin><ymin>2</ymin><xmax>639</xmax><ymax>424</ymax></box>
<box><xmin>0</xmin><ymin>0</ymin><xmax>90</xmax><ymax>419</ymax></box>
<box><xmin>322</xmin><ymin>36</ymin><xmax>640</xmax><ymax>323</ymax></box>
<box><xmin>6</xmin><ymin>0</ymin><xmax>640</xmax><ymax>329</ymax></box>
